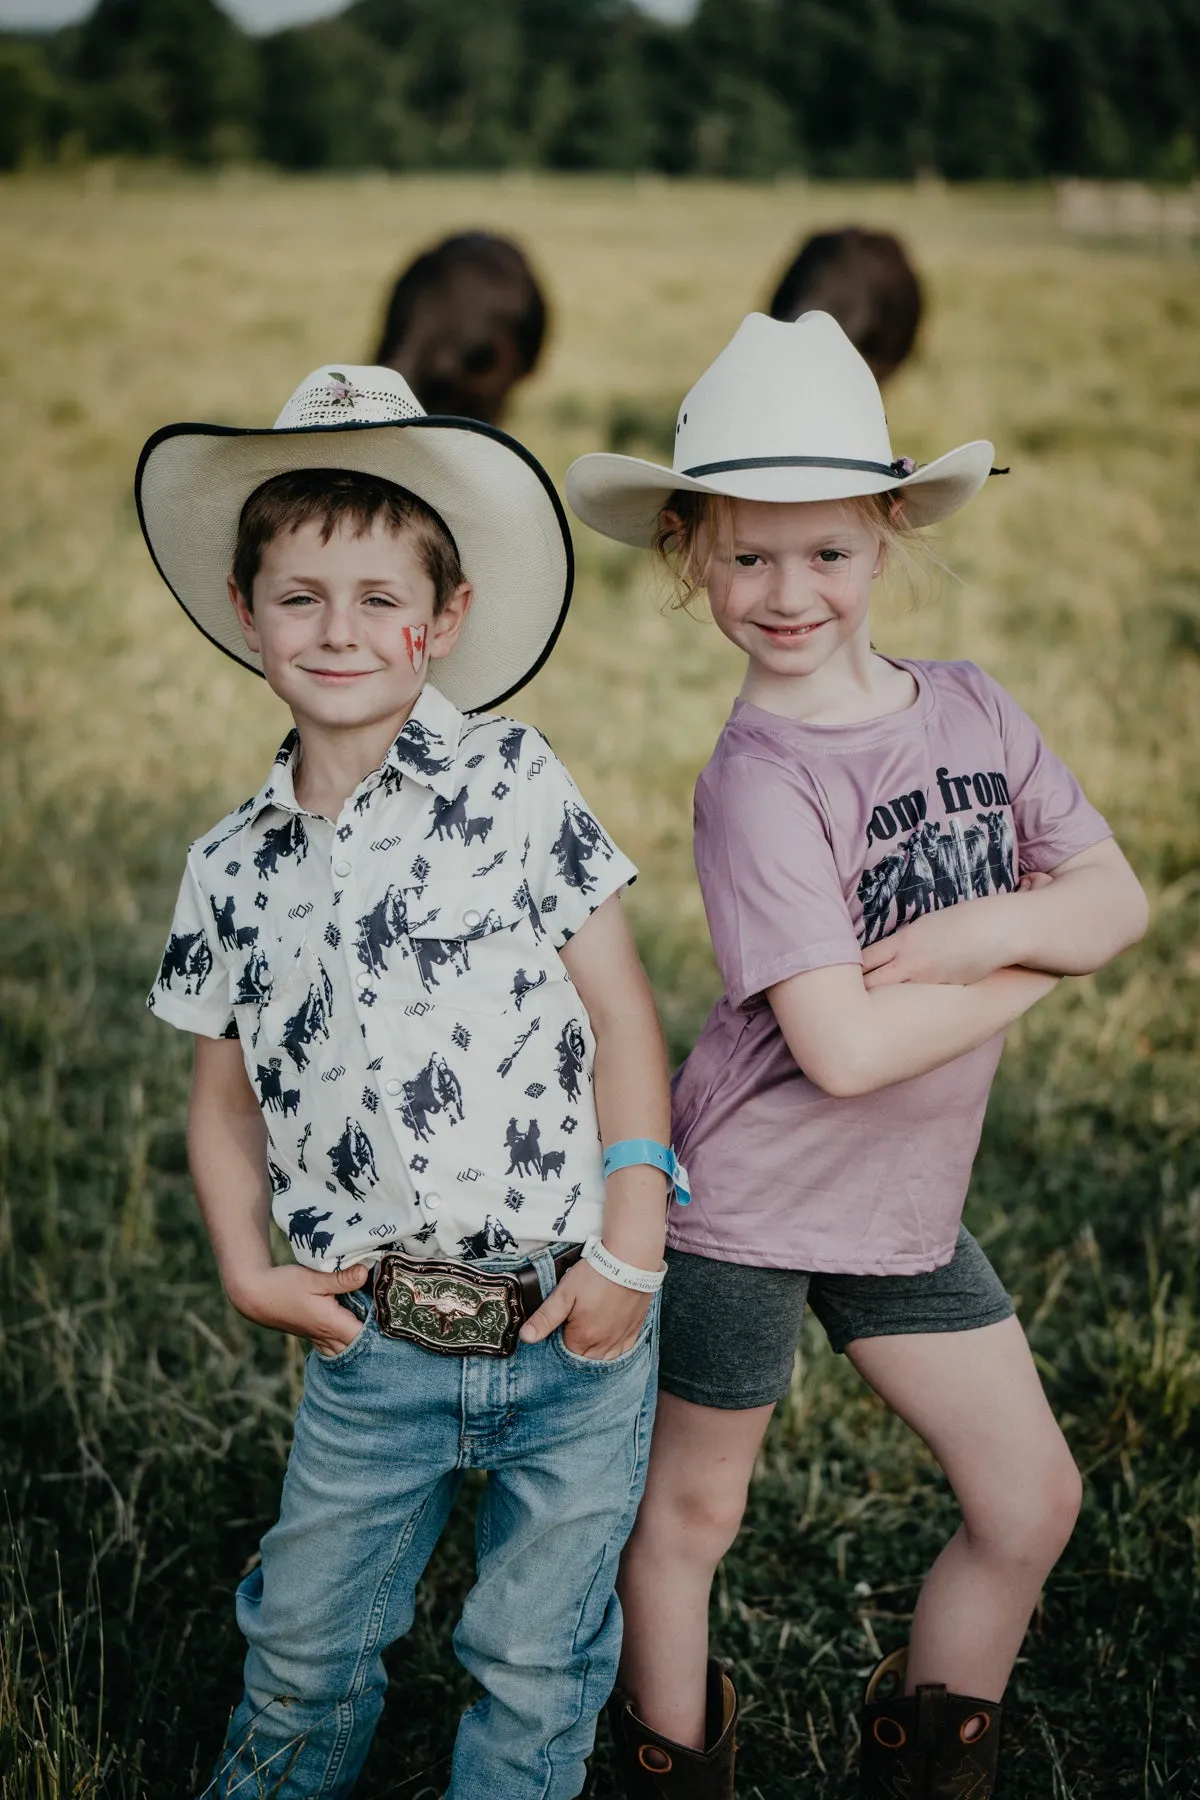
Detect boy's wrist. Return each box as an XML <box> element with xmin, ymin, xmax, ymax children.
<box><xmin>221</xmin><ymin>1255</ymin><xmax>276</xmax><ymax>1315</ymax></box>
<box><xmin>600</xmin><ymin>1164</ymin><xmax>669</xmax><ymax>1268</ymax></box>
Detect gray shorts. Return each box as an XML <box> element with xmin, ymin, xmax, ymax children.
<box><xmin>659</xmin><ymin>1226</ymin><xmax>1014</xmax><ymax>1411</ymax></box>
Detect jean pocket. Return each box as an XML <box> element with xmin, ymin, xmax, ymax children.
<box><xmin>551</xmin><ymin>1299</ymin><xmax>658</xmax><ymax>1374</ymax></box>
<box><xmin>311</xmin><ymin>1297</ymin><xmax>376</xmax><ymax>1371</ymax></box>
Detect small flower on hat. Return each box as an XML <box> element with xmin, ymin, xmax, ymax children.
<box><xmin>891</xmin><ymin>455</ymin><xmax>917</xmax><ymax>477</ymax></box>
<box><xmin>327</xmin><ymin>371</ymin><xmax>361</xmax><ymax>408</ymax></box>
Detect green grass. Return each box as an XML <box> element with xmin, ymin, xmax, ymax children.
<box><xmin>1</xmin><ymin>169</ymin><xmax>1198</xmax><ymax>1797</ymax></box>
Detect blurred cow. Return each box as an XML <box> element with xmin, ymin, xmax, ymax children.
<box><xmin>373</xmin><ymin>231</ymin><xmax>549</xmax><ymax>424</ymax></box>
<box><xmin>766</xmin><ymin>227</ymin><xmax>923</xmax><ymax>382</ymax></box>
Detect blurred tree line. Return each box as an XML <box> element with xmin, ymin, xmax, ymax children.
<box><xmin>1</xmin><ymin>0</ymin><xmax>1197</xmax><ymax>181</ymax></box>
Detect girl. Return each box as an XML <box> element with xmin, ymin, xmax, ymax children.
<box><xmin>565</xmin><ymin>312</ymin><xmax>1149</xmax><ymax>1798</ymax></box>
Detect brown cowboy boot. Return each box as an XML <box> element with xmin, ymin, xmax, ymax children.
<box><xmin>607</xmin><ymin>1658</ymin><xmax>738</xmax><ymax>1798</ymax></box>
<box><xmin>860</xmin><ymin>1648</ymin><xmax>1002</xmax><ymax>1798</ymax></box>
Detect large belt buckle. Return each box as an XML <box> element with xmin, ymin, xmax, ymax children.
<box><xmin>374</xmin><ymin>1253</ymin><xmax>523</xmax><ymax>1357</ymax></box>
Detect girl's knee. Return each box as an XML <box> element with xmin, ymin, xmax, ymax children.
<box><xmin>634</xmin><ymin>1470</ymin><xmax>750</xmax><ymax>1565</ymax></box>
<box><xmin>967</xmin><ymin>1443</ymin><xmax>1082</xmax><ymax>1567</ymax></box>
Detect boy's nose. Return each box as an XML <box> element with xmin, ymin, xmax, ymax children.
<box><xmin>321</xmin><ymin>603</ymin><xmax>359</xmax><ymax>646</ymax></box>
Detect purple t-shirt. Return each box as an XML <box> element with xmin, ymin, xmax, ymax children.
<box><xmin>669</xmin><ymin>658</ymin><xmax>1110</xmax><ymax>1275</ymax></box>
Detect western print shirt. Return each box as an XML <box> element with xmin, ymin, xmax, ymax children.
<box><xmin>149</xmin><ymin>683</ymin><xmax>637</xmax><ymax>1271</ymax></box>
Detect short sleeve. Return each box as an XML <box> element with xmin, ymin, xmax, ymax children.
<box><xmin>515</xmin><ymin>729</ymin><xmax>637</xmax><ymax>950</ymax></box>
<box><xmin>982</xmin><ymin>674</ymin><xmax>1111</xmax><ymax>874</ymax></box>
<box><xmin>695</xmin><ymin>752</ymin><xmax>862</xmax><ymax>1009</ymax></box>
<box><xmin>146</xmin><ymin>855</ymin><xmax>236</xmax><ymax>1038</ymax></box>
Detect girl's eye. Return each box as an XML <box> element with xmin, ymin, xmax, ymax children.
<box><xmin>734</xmin><ymin>553</ymin><xmax>762</xmax><ymax>568</ymax></box>
<box><xmin>816</xmin><ymin>549</ymin><xmax>847</xmax><ymax>564</ymax></box>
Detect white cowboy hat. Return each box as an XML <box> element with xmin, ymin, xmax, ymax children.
<box><xmin>135</xmin><ymin>363</ymin><xmax>573</xmax><ymax>713</ymax></box>
<box><xmin>566</xmin><ymin>311</ymin><xmax>997</xmax><ymax>545</ymax></box>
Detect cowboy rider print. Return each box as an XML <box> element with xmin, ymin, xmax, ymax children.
<box><xmin>857</xmin><ymin>762</ymin><xmax>1017</xmax><ymax>947</ymax></box>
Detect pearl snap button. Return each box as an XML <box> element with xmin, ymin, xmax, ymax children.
<box><xmin>463</xmin><ymin>908</ymin><xmax>481</xmax><ymax>929</ymax></box>
<box><xmin>333</xmin><ymin>859</ymin><xmax>352</xmax><ymax>878</ymax></box>
<box><xmin>424</xmin><ymin>1192</ymin><xmax>441</xmax><ymax>1210</ymax></box>
<box><xmin>384</xmin><ymin>1078</ymin><xmax>401</xmax><ymax>1095</ymax></box>
<box><xmin>356</xmin><ymin>971</ymin><xmax>372</xmax><ymax>989</ymax></box>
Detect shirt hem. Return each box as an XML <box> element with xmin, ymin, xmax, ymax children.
<box><xmin>664</xmin><ymin>1225</ymin><xmax>959</xmax><ymax>1278</ymax></box>
<box><xmin>146</xmin><ymin>993</ymin><xmax>235</xmax><ymax>1038</ymax></box>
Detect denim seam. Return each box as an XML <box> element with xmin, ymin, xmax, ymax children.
<box><xmin>316</xmin><ymin>1482</ymin><xmax>451</xmax><ymax>1794</ymax></box>
<box><xmin>537</xmin><ymin>1328</ymin><xmax>658</xmax><ymax>1799</ymax></box>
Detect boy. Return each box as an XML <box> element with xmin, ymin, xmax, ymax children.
<box><xmin>138</xmin><ymin>364</ymin><xmax>676</xmax><ymax>1800</ymax></box>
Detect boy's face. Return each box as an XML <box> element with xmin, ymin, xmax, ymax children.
<box><xmin>228</xmin><ymin>516</ymin><xmax>470</xmax><ymax>739</ymax></box>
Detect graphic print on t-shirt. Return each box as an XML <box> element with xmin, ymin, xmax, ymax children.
<box><xmin>856</xmin><ymin>762</ymin><xmax>1016</xmax><ymax>946</ymax></box>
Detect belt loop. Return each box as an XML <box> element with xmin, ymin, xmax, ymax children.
<box><xmin>534</xmin><ymin>1245</ymin><xmax>558</xmax><ymax>1301</ymax></box>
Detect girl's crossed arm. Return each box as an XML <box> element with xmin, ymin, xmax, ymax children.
<box><xmin>768</xmin><ymin>961</ymin><xmax>1059</xmax><ymax>1099</ymax></box>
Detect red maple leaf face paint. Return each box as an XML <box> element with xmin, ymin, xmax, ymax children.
<box><xmin>402</xmin><ymin>623</ymin><xmax>428</xmax><ymax>672</ymax></box>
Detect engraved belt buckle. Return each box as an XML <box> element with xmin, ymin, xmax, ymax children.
<box><xmin>373</xmin><ymin>1253</ymin><xmax>523</xmax><ymax>1358</ymax></box>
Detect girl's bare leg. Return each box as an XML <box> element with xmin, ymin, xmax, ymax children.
<box><xmin>848</xmin><ymin>1314</ymin><xmax>1082</xmax><ymax>1702</ymax></box>
<box><xmin>615</xmin><ymin>1391</ymin><xmax>774</xmax><ymax>1748</ymax></box>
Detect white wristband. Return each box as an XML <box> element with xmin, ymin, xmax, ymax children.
<box><xmin>582</xmin><ymin>1235</ymin><xmax>666</xmax><ymax>1294</ymax></box>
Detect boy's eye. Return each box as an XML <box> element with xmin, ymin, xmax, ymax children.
<box><xmin>281</xmin><ymin>592</ymin><xmax>316</xmax><ymax>606</ymax></box>
<box><xmin>364</xmin><ymin>593</ymin><xmax>398</xmax><ymax>608</ymax></box>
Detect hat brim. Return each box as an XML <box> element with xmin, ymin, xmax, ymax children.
<box><xmin>136</xmin><ymin>417</ymin><xmax>573</xmax><ymax>714</ymax></box>
<box><xmin>566</xmin><ymin>440</ymin><xmax>996</xmax><ymax>546</ymax></box>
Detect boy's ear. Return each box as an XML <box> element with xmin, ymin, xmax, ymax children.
<box><xmin>228</xmin><ymin>575</ymin><xmax>260</xmax><ymax>651</ymax></box>
<box><xmin>429</xmin><ymin>581</ymin><xmax>473</xmax><ymax>661</ymax></box>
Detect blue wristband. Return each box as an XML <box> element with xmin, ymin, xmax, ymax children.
<box><xmin>602</xmin><ymin>1138</ymin><xmax>691</xmax><ymax>1206</ymax></box>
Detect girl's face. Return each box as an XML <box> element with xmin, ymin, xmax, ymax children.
<box><xmin>703</xmin><ymin>498</ymin><xmax>882</xmax><ymax>679</ymax></box>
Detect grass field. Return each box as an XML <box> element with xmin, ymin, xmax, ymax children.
<box><xmin>0</xmin><ymin>169</ymin><xmax>1198</xmax><ymax>1799</ymax></box>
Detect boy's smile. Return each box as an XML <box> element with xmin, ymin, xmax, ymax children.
<box><xmin>228</xmin><ymin>516</ymin><xmax>470</xmax><ymax>784</ymax></box>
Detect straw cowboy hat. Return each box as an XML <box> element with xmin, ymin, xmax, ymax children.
<box><xmin>135</xmin><ymin>363</ymin><xmax>573</xmax><ymax>714</ymax></box>
<box><xmin>566</xmin><ymin>310</ymin><xmax>996</xmax><ymax>545</ymax></box>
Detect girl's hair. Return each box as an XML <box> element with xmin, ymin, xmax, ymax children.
<box><xmin>652</xmin><ymin>488</ymin><xmax>931</xmax><ymax>612</ymax></box>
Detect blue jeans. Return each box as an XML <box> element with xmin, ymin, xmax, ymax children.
<box><xmin>206</xmin><ymin>1249</ymin><xmax>658</xmax><ymax>1800</ymax></box>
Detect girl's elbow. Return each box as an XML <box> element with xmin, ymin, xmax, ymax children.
<box><xmin>1125</xmin><ymin>885</ymin><xmax>1151</xmax><ymax>948</ymax></box>
<box><xmin>802</xmin><ymin>1047</ymin><xmax>876</xmax><ymax>1099</ymax></box>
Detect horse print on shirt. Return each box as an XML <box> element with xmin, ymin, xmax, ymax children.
<box><xmin>158</xmin><ymin>931</ymin><xmax>213</xmax><ymax>995</ymax></box>
<box><xmin>391</xmin><ymin>718</ymin><xmax>454</xmax><ymax>779</ymax></box>
<box><xmin>288</xmin><ymin>1205</ymin><xmax>335</xmax><ymax>1258</ymax></box>
<box><xmin>458</xmin><ymin>1214</ymin><xmax>518</xmax><ymax>1261</ymax></box>
<box><xmin>254</xmin><ymin>816</ymin><xmax>308</xmax><ymax>879</ymax></box>
<box><xmin>857</xmin><ymin>764</ymin><xmax>1016</xmax><ymax>947</ymax></box>
<box><xmin>551</xmin><ymin>803</ymin><xmax>612</xmax><ymax>894</ymax></box>
<box><xmin>400</xmin><ymin>1052</ymin><xmax>465</xmax><ymax>1141</ymax></box>
<box><xmin>327</xmin><ymin>1118</ymin><xmax>379</xmax><ymax>1201</ymax></box>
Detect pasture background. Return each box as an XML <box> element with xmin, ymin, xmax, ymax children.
<box><xmin>0</xmin><ymin>171</ymin><xmax>1198</xmax><ymax>1797</ymax></box>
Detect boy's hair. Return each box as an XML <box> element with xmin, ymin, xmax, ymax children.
<box><xmin>653</xmin><ymin>488</ymin><xmax>927</xmax><ymax>612</ymax></box>
<box><xmin>232</xmin><ymin>469</ymin><xmax>464</xmax><ymax>612</ymax></box>
<box><xmin>767</xmin><ymin>228</ymin><xmax>923</xmax><ymax>384</ymax></box>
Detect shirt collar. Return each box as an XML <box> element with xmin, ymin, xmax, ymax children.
<box><xmin>245</xmin><ymin>684</ymin><xmax>465</xmax><ymax>826</ymax></box>
<box><xmin>380</xmin><ymin>682</ymin><xmax>465</xmax><ymax>801</ymax></box>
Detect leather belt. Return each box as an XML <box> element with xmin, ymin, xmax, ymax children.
<box><xmin>371</xmin><ymin>1243</ymin><xmax>583</xmax><ymax>1358</ymax></box>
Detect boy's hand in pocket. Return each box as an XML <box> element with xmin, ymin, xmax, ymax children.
<box><xmin>520</xmin><ymin>1260</ymin><xmax>650</xmax><ymax>1360</ymax></box>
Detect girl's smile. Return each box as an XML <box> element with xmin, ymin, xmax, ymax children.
<box><xmin>698</xmin><ymin>497</ymin><xmax>916</xmax><ymax>722</ymax></box>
